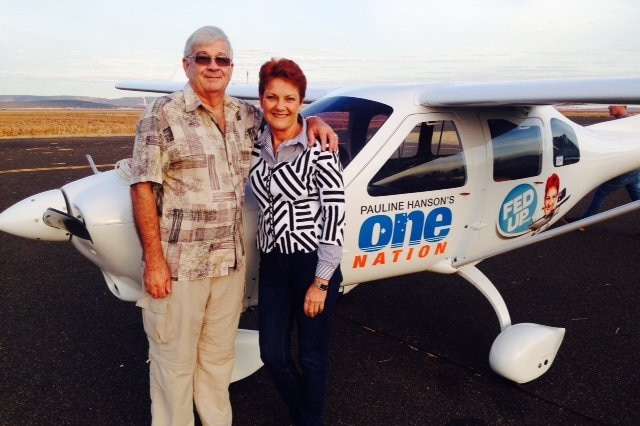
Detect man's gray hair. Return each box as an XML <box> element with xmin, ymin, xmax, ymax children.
<box><xmin>183</xmin><ymin>26</ymin><xmax>233</xmax><ymax>58</ymax></box>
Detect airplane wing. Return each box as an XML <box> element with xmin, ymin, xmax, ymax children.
<box><xmin>118</xmin><ymin>76</ymin><xmax>640</xmax><ymax>106</ymax></box>
<box><xmin>419</xmin><ymin>77</ymin><xmax>640</xmax><ymax>106</ymax></box>
<box><xmin>115</xmin><ymin>80</ymin><xmax>334</xmax><ymax>103</ymax></box>
<box><xmin>115</xmin><ymin>80</ymin><xmax>183</xmax><ymax>94</ymax></box>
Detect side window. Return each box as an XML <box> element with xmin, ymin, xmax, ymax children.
<box><xmin>313</xmin><ymin>111</ymin><xmax>353</xmax><ymax>167</ymax></box>
<box><xmin>368</xmin><ymin>120</ymin><xmax>466</xmax><ymax>196</ymax></box>
<box><xmin>367</xmin><ymin>114</ymin><xmax>388</xmax><ymax>143</ymax></box>
<box><xmin>489</xmin><ymin>119</ymin><xmax>542</xmax><ymax>181</ymax></box>
<box><xmin>303</xmin><ymin>97</ymin><xmax>393</xmax><ymax>168</ymax></box>
<box><xmin>551</xmin><ymin>117</ymin><xmax>580</xmax><ymax>166</ymax></box>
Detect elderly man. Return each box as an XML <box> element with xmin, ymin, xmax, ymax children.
<box><xmin>130</xmin><ymin>26</ymin><xmax>337</xmax><ymax>426</ymax></box>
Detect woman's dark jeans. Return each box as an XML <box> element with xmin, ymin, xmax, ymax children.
<box><xmin>258</xmin><ymin>249</ymin><xmax>342</xmax><ymax>426</ymax></box>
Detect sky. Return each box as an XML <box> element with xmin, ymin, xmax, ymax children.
<box><xmin>1</xmin><ymin>0</ymin><xmax>639</xmax><ymax>99</ymax></box>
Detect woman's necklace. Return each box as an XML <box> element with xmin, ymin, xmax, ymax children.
<box><xmin>272</xmin><ymin>123</ymin><xmax>301</xmax><ymax>153</ymax></box>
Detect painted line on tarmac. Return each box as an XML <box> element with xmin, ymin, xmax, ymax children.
<box><xmin>0</xmin><ymin>164</ymin><xmax>115</xmax><ymax>174</ymax></box>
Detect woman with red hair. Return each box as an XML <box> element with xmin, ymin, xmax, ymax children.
<box><xmin>544</xmin><ymin>173</ymin><xmax>560</xmax><ymax>217</ymax></box>
<box><xmin>250</xmin><ymin>58</ymin><xmax>345</xmax><ymax>426</ymax></box>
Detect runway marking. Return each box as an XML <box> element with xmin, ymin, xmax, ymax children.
<box><xmin>0</xmin><ymin>164</ymin><xmax>115</xmax><ymax>174</ymax></box>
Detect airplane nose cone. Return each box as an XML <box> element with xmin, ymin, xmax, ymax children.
<box><xmin>0</xmin><ymin>189</ymin><xmax>71</xmax><ymax>241</ymax></box>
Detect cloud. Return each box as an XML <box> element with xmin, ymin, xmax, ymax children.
<box><xmin>2</xmin><ymin>0</ymin><xmax>640</xmax><ymax>98</ymax></box>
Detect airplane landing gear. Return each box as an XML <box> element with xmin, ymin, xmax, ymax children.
<box><xmin>457</xmin><ymin>264</ymin><xmax>565</xmax><ymax>383</ymax></box>
<box><xmin>489</xmin><ymin>323</ymin><xmax>565</xmax><ymax>383</ymax></box>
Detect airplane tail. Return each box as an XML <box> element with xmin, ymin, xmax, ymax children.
<box><xmin>586</xmin><ymin>112</ymin><xmax>640</xmax><ymax>132</ymax></box>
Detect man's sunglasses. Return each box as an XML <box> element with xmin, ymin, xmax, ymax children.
<box><xmin>186</xmin><ymin>54</ymin><xmax>233</xmax><ymax>67</ymax></box>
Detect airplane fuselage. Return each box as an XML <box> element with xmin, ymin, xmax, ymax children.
<box><xmin>3</xmin><ymin>79</ymin><xmax>640</xmax><ymax>383</ymax></box>
<box><xmin>2</xmin><ymin>84</ymin><xmax>639</xmax><ymax>307</ymax></box>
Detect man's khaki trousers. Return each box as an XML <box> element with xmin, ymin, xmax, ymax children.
<box><xmin>137</xmin><ymin>269</ymin><xmax>245</xmax><ymax>426</ymax></box>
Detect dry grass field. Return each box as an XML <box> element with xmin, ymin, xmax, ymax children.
<box><xmin>0</xmin><ymin>107</ymin><xmax>610</xmax><ymax>140</ymax></box>
<box><xmin>0</xmin><ymin>109</ymin><xmax>142</xmax><ymax>138</ymax></box>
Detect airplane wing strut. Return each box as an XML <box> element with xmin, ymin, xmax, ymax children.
<box><xmin>452</xmin><ymin>200</ymin><xmax>640</xmax><ymax>267</ymax></box>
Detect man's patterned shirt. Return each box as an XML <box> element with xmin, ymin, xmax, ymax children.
<box><xmin>130</xmin><ymin>83</ymin><xmax>262</xmax><ymax>280</ymax></box>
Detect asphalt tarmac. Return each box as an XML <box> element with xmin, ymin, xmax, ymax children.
<box><xmin>0</xmin><ymin>134</ymin><xmax>638</xmax><ymax>426</ymax></box>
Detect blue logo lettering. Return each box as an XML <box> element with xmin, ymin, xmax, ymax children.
<box><xmin>359</xmin><ymin>207</ymin><xmax>452</xmax><ymax>252</ymax></box>
<box><xmin>499</xmin><ymin>184</ymin><xmax>537</xmax><ymax>235</ymax></box>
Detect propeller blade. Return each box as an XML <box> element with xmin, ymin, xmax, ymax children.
<box><xmin>43</xmin><ymin>208</ymin><xmax>92</xmax><ymax>241</ymax></box>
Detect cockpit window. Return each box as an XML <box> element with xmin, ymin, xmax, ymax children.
<box><xmin>367</xmin><ymin>120</ymin><xmax>466</xmax><ymax>196</ymax></box>
<box><xmin>489</xmin><ymin>119</ymin><xmax>542</xmax><ymax>181</ymax></box>
<box><xmin>551</xmin><ymin>117</ymin><xmax>580</xmax><ymax>166</ymax></box>
<box><xmin>303</xmin><ymin>97</ymin><xmax>393</xmax><ymax>168</ymax></box>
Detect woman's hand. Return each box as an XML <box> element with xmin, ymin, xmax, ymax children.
<box><xmin>304</xmin><ymin>279</ymin><xmax>329</xmax><ymax>318</ymax></box>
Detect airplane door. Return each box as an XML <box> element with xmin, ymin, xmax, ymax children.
<box><xmin>341</xmin><ymin>113</ymin><xmax>476</xmax><ymax>285</ymax></box>
<box><xmin>474</xmin><ymin>115</ymin><xmax>550</xmax><ymax>252</ymax></box>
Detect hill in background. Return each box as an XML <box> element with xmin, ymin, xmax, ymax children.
<box><xmin>0</xmin><ymin>95</ymin><xmax>154</xmax><ymax>109</ymax></box>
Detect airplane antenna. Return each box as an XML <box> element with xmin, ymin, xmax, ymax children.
<box><xmin>86</xmin><ymin>154</ymin><xmax>100</xmax><ymax>175</ymax></box>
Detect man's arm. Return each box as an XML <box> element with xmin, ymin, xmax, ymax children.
<box><xmin>306</xmin><ymin>115</ymin><xmax>339</xmax><ymax>152</ymax></box>
<box><xmin>130</xmin><ymin>182</ymin><xmax>172</xmax><ymax>299</ymax></box>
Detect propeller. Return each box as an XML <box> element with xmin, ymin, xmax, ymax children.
<box><xmin>43</xmin><ymin>208</ymin><xmax>92</xmax><ymax>241</ymax></box>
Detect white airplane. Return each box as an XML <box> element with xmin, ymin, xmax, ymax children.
<box><xmin>2</xmin><ymin>76</ymin><xmax>640</xmax><ymax>384</ymax></box>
